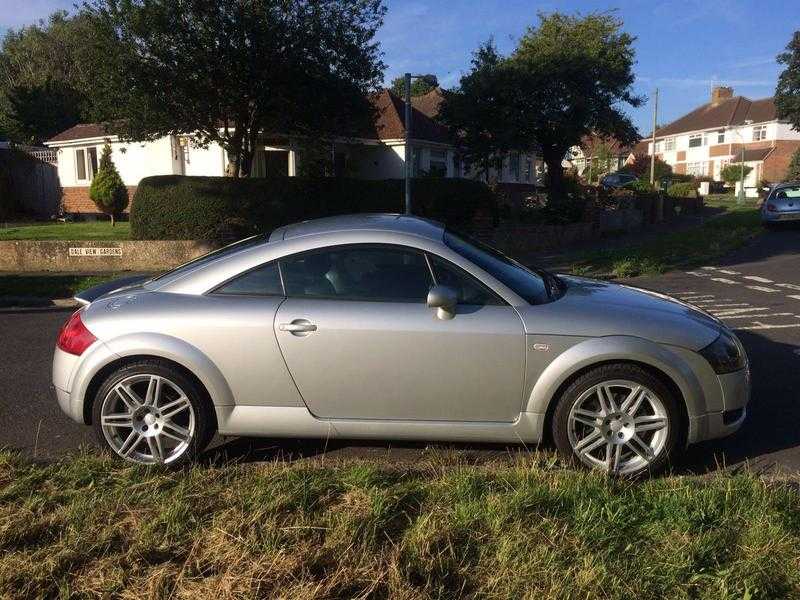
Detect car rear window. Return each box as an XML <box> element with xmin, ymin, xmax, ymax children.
<box><xmin>773</xmin><ymin>186</ymin><xmax>800</xmax><ymax>198</ymax></box>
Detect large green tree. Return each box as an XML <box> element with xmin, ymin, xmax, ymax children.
<box><xmin>786</xmin><ymin>147</ymin><xmax>800</xmax><ymax>181</ymax></box>
<box><xmin>776</xmin><ymin>31</ymin><xmax>800</xmax><ymax>129</ymax></box>
<box><xmin>83</xmin><ymin>0</ymin><xmax>386</xmax><ymax>177</ymax></box>
<box><xmin>389</xmin><ymin>75</ymin><xmax>437</xmax><ymax>98</ymax></box>
<box><xmin>0</xmin><ymin>11</ymin><xmax>96</xmax><ymax>144</ymax></box>
<box><xmin>440</xmin><ymin>12</ymin><xmax>641</xmax><ymax>202</ymax></box>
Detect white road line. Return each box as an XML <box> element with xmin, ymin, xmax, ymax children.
<box><xmin>738</xmin><ymin>322</ymin><xmax>800</xmax><ymax>330</ymax></box>
<box><xmin>701</xmin><ymin>266</ymin><xmax>717</xmax><ymax>271</ymax></box>
<box><xmin>711</xmin><ymin>278</ymin><xmax>739</xmax><ymax>285</ymax></box>
<box><xmin>719</xmin><ymin>313</ymin><xmax>794</xmax><ymax>320</ymax></box>
<box><xmin>687</xmin><ymin>271</ymin><xmax>712</xmax><ymax>277</ymax></box>
<box><xmin>717</xmin><ymin>269</ymin><xmax>740</xmax><ymax>275</ymax></box>
<box><xmin>710</xmin><ymin>307</ymin><xmax>770</xmax><ymax>316</ymax></box>
<box><xmin>777</xmin><ymin>284</ymin><xmax>800</xmax><ymax>291</ymax></box>
<box><xmin>743</xmin><ymin>276</ymin><xmax>774</xmax><ymax>283</ymax></box>
<box><xmin>788</xmin><ymin>295</ymin><xmax>800</xmax><ymax>301</ymax></box>
<box><xmin>710</xmin><ymin>303</ymin><xmax>750</xmax><ymax>308</ymax></box>
<box><xmin>746</xmin><ymin>285</ymin><xmax>779</xmax><ymax>293</ymax></box>
<box><xmin>680</xmin><ymin>294</ymin><xmax>715</xmax><ymax>299</ymax></box>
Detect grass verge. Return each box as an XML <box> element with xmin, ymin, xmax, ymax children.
<box><xmin>0</xmin><ymin>273</ymin><xmax>120</xmax><ymax>301</ymax></box>
<box><xmin>1</xmin><ymin>450</ymin><xmax>799</xmax><ymax>598</ymax></box>
<box><xmin>0</xmin><ymin>221</ymin><xmax>130</xmax><ymax>240</ymax></box>
<box><xmin>565</xmin><ymin>198</ymin><xmax>762</xmax><ymax>278</ymax></box>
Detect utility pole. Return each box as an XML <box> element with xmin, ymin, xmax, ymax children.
<box><xmin>649</xmin><ymin>88</ymin><xmax>659</xmax><ymax>186</ymax></box>
<box><xmin>403</xmin><ymin>72</ymin><xmax>412</xmax><ymax>215</ymax></box>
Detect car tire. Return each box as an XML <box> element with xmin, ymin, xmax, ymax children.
<box><xmin>92</xmin><ymin>359</ymin><xmax>215</xmax><ymax>467</ymax></box>
<box><xmin>552</xmin><ymin>363</ymin><xmax>682</xmax><ymax>477</ymax></box>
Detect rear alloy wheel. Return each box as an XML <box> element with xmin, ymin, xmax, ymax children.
<box><xmin>553</xmin><ymin>365</ymin><xmax>681</xmax><ymax>476</ymax></box>
<box><xmin>93</xmin><ymin>361</ymin><xmax>212</xmax><ymax>466</ymax></box>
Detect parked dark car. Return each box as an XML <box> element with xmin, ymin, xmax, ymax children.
<box><xmin>600</xmin><ymin>172</ymin><xmax>638</xmax><ymax>189</ymax></box>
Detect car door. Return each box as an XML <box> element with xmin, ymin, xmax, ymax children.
<box><xmin>274</xmin><ymin>244</ymin><xmax>526</xmax><ymax>422</ymax></box>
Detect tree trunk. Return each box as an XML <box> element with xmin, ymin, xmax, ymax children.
<box><xmin>542</xmin><ymin>148</ymin><xmax>565</xmax><ymax>206</ymax></box>
<box><xmin>110</xmin><ymin>213</ymin><xmax>115</xmax><ymax>227</ymax></box>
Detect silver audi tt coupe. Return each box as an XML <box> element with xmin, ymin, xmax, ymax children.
<box><xmin>53</xmin><ymin>214</ymin><xmax>749</xmax><ymax>476</ymax></box>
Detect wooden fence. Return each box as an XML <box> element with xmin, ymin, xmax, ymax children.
<box><xmin>0</xmin><ymin>148</ymin><xmax>62</xmax><ymax>219</ymax></box>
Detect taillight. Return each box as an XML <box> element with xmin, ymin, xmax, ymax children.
<box><xmin>767</xmin><ymin>203</ymin><xmax>777</xmax><ymax>212</ymax></box>
<box><xmin>57</xmin><ymin>310</ymin><xmax>97</xmax><ymax>356</ymax></box>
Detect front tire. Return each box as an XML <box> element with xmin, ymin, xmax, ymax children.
<box><xmin>92</xmin><ymin>360</ymin><xmax>214</xmax><ymax>466</ymax></box>
<box><xmin>552</xmin><ymin>364</ymin><xmax>682</xmax><ymax>477</ymax></box>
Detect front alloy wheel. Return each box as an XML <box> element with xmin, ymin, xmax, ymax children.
<box><xmin>553</xmin><ymin>364</ymin><xmax>681</xmax><ymax>476</ymax></box>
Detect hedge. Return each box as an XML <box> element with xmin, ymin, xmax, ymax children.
<box><xmin>0</xmin><ymin>150</ymin><xmax>25</xmax><ymax>220</ymax></box>
<box><xmin>667</xmin><ymin>182</ymin><xmax>699</xmax><ymax>198</ymax></box>
<box><xmin>130</xmin><ymin>176</ymin><xmax>497</xmax><ymax>241</ymax></box>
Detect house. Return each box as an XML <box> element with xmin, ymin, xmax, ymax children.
<box><xmin>567</xmin><ymin>135</ymin><xmax>633</xmax><ymax>180</ymax></box>
<box><xmin>45</xmin><ymin>88</ymin><xmax>541</xmax><ymax>215</ymax></box>
<box><xmin>633</xmin><ymin>86</ymin><xmax>800</xmax><ymax>188</ymax></box>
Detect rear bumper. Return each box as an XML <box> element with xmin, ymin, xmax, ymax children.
<box><xmin>762</xmin><ymin>210</ymin><xmax>800</xmax><ymax>222</ymax></box>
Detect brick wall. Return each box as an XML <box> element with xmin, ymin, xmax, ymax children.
<box><xmin>763</xmin><ymin>141</ymin><xmax>800</xmax><ymax>182</ymax></box>
<box><xmin>62</xmin><ymin>186</ymin><xmax>137</xmax><ymax>214</ymax></box>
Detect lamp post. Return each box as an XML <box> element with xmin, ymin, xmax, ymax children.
<box><xmin>403</xmin><ymin>73</ymin><xmax>438</xmax><ymax>214</ymax></box>
<box><xmin>730</xmin><ymin>119</ymin><xmax>753</xmax><ymax>205</ymax></box>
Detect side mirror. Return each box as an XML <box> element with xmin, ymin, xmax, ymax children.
<box><xmin>427</xmin><ymin>284</ymin><xmax>458</xmax><ymax>320</ymax></box>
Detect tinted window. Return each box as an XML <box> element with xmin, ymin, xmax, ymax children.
<box><xmin>281</xmin><ymin>246</ymin><xmax>432</xmax><ymax>302</ymax></box>
<box><xmin>429</xmin><ymin>255</ymin><xmax>501</xmax><ymax>306</ymax></box>
<box><xmin>444</xmin><ymin>231</ymin><xmax>549</xmax><ymax>305</ymax></box>
<box><xmin>214</xmin><ymin>262</ymin><xmax>283</xmax><ymax>296</ymax></box>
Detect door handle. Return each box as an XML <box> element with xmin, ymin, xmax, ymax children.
<box><xmin>279</xmin><ymin>319</ymin><xmax>317</xmax><ymax>335</ymax></box>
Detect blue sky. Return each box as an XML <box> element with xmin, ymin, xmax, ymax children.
<box><xmin>1</xmin><ymin>0</ymin><xmax>796</xmax><ymax>134</ymax></box>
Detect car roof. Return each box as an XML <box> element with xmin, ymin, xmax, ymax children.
<box><xmin>268</xmin><ymin>213</ymin><xmax>445</xmax><ymax>243</ymax></box>
<box><xmin>773</xmin><ymin>181</ymin><xmax>800</xmax><ymax>189</ymax></box>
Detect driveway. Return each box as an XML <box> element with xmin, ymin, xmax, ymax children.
<box><xmin>1</xmin><ymin>224</ymin><xmax>799</xmax><ymax>471</ymax></box>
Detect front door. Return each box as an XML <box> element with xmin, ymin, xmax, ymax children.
<box><xmin>273</xmin><ymin>244</ymin><xmax>526</xmax><ymax>422</ymax></box>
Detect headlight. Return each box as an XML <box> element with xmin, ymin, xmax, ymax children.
<box><xmin>699</xmin><ymin>330</ymin><xmax>745</xmax><ymax>374</ymax></box>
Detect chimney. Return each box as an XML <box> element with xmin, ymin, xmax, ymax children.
<box><xmin>711</xmin><ymin>85</ymin><xmax>733</xmax><ymax>106</ymax></box>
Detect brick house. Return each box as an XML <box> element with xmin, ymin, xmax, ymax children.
<box><xmin>633</xmin><ymin>86</ymin><xmax>800</xmax><ymax>189</ymax></box>
<box><xmin>45</xmin><ymin>89</ymin><xmax>542</xmax><ymax>216</ymax></box>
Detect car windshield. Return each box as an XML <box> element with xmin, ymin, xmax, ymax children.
<box><xmin>443</xmin><ymin>230</ymin><xmax>553</xmax><ymax>304</ymax></box>
<box><xmin>151</xmin><ymin>233</ymin><xmax>270</xmax><ymax>282</ymax></box>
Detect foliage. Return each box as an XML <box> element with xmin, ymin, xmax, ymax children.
<box><xmin>775</xmin><ymin>30</ymin><xmax>800</xmax><ymax>130</ymax></box>
<box><xmin>620</xmin><ymin>153</ymin><xmax>672</xmax><ymax>182</ymax></box>
<box><xmin>0</xmin><ymin>11</ymin><xmax>96</xmax><ymax>144</ymax></box>
<box><xmin>785</xmin><ymin>147</ymin><xmax>800</xmax><ymax>181</ymax></box>
<box><xmin>130</xmin><ymin>176</ymin><xmax>497</xmax><ymax>240</ymax></box>
<box><xmin>389</xmin><ymin>75</ymin><xmax>437</xmax><ymax>98</ymax></box>
<box><xmin>666</xmin><ymin>182</ymin><xmax>699</xmax><ymax>198</ymax></box>
<box><xmin>720</xmin><ymin>163</ymin><xmax>753</xmax><ymax>185</ymax></box>
<box><xmin>88</xmin><ymin>143</ymin><xmax>128</xmax><ymax>225</ymax></box>
<box><xmin>625</xmin><ymin>179</ymin><xmax>656</xmax><ymax>194</ymax></box>
<box><xmin>83</xmin><ymin>0</ymin><xmax>386</xmax><ymax>177</ymax></box>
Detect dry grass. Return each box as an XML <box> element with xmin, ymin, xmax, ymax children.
<box><xmin>1</xmin><ymin>450</ymin><xmax>799</xmax><ymax>599</ymax></box>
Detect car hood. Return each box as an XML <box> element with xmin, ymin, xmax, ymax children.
<box><xmin>515</xmin><ymin>275</ymin><xmax>722</xmax><ymax>350</ymax></box>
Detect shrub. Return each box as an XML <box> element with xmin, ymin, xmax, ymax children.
<box><xmin>131</xmin><ymin>176</ymin><xmax>497</xmax><ymax>240</ymax></box>
<box><xmin>785</xmin><ymin>147</ymin><xmax>800</xmax><ymax>181</ymax></box>
<box><xmin>89</xmin><ymin>144</ymin><xmax>129</xmax><ymax>226</ymax></box>
<box><xmin>720</xmin><ymin>164</ymin><xmax>753</xmax><ymax>185</ymax></box>
<box><xmin>667</xmin><ymin>182</ymin><xmax>699</xmax><ymax>198</ymax></box>
<box><xmin>619</xmin><ymin>153</ymin><xmax>672</xmax><ymax>181</ymax></box>
<box><xmin>625</xmin><ymin>179</ymin><xmax>656</xmax><ymax>194</ymax></box>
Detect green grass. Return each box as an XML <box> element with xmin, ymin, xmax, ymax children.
<box><xmin>0</xmin><ymin>220</ymin><xmax>130</xmax><ymax>240</ymax></box>
<box><xmin>1</xmin><ymin>450</ymin><xmax>798</xmax><ymax>599</ymax></box>
<box><xmin>565</xmin><ymin>200</ymin><xmax>762</xmax><ymax>279</ymax></box>
<box><xmin>0</xmin><ymin>273</ymin><xmax>119</xmax><ymax>301</ymax></box>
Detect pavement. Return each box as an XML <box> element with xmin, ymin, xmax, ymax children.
<box><xmin>1</xmin><ymin>223</ymin><xmax>799</xmax><ymax>472</ymax></box>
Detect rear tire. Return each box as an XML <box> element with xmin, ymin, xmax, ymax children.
<box><xmin>552</xmin><ymin>363</ymin><xmax>682</xmax><ymax>477</ymax></box>
<box><xmin>92</xmin><ymin>359</ymin><xmax>214</xmax><ymax>467</ymax></box>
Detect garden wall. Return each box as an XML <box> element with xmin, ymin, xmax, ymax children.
<box><xmin>0</xmin><ymin>240</ymin><xmax>215</xmax><ymax>272</ymax></box>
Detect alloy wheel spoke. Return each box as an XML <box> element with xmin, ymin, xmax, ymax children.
<box><xmin>144</xmin><ymin>376</ymin><xmax>162</xmax><ymax>407</ymax></box>
<box><xmin>102</xmin><ymin>413</ymin><xmax>133</xmax><ymax>428</ymax></box>
<box><xmin>119</xmin><ymin>430</ymin><xmax>142</xmax><ymax>457</ymax></box>
<box><xmin>597</xmin><ymin>385</ymin><xmax>618</xmax><ymax>415</ymax></box>
<box><xmin>604</xmin><ymin>442</ymin><xmax>622</xmax><ymax>473</ymax></box>
<box><xmin>573</xmin><ymin>408</ymin><xmax>603</xmax><ymax>428</ymax></box>
<box><xmin>116</xmin><ymin>384</ymin><xmax>143</xmax><ymax>411</ymax></box>
<box><xmin>161</xmin><ymin>421</ymin><xmax>190</xmax><ymax>442</ymax></box>
<box><xmin>620</xmin><ymin>386</ymin><xmax>645</xmax><ymax>416</ymax></box>
<box><xmin>575</xmin><ymin>430</ymin><xmax>604</xmax><ymax>455</ymax></box>
<box><xmin>634</xmin><ymin>415</ymin><xmax>667</xmax><ymax>433</ymax></box>
<box><xmin>159</xmin><ymin>396</ymin><xmax>190</xmax><ymax>420</ymax></box>
<box><xmin>147</xmin><ymin>435</ymin><xmax>165</xmax><ymax>463</ymax></box>
<box><xmin>627</xmin><ymin>435</ymin><xmax>654</xmax><ymax>462</ymax></box>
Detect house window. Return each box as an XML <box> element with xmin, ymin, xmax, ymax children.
<box><xmin>688</xmin><ymin>134</ymin><xmax>702</xmax><ymax>148</ymax></box>
<box><xmin>752</xmin><ymin>125</ymin><xmax>767</xmax><ymax>141</ymax></box>
<box><xmin>686</xmin><ymin>161</ymin><xmax>705</xmax><ymax>176</ymax></box>
<box><xmin>664</xmin><ymin>137</ymin><xmax>675</xmax><ymax>151</ymax></box>
<box><xmin>509</xmin><ymin>152</ymin><xmax>520</xmax><ymax>181</ymax></box>
<box><xmin>428</xmin><ymin>149</ymin><xmax>447</xmax><ymax>177</ymax></box>
<box><xmin>716</xmin><ymin>130</ymin><xmax>725</xmax><ymax>144</ymax></box>
<box><xmin>75</xmin><ymin>147</ymin><xmax>98</xmax><ymax>181</ymax></box>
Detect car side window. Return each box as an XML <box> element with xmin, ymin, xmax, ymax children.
<box><xmin>280</xmin><ymin>245</ymin><xmax>433</xmax><ymax>303</ymax></box>
<box><xmin>428</xmin><ymin>255</ymin><xmax>503</xmax><ymax>306</ymax></box>
<box><xmin>213</xmin><ymin>262</ymin><xmax>283</xmax><ymax>296</ymax></box>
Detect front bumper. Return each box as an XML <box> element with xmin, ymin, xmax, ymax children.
<box><xmin>688</xmin><ymin>366</ymin><xmax>750</xmax><ymax>444</ymax></box>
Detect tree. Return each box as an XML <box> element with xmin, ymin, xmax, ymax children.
<box><xmin>786</xmin><ymin>147</ymin><xmax>800</xmax><ymax>181</ymax></box>
<box><xmin>440</xmin><ymin>12</ymin><xmax>641</xmax><ymax>203</ymax></box>
<box><xmin>0</xmin><ymin>11</ymin><xmax>96</xmax><ymax>144</ymax></box>
<box><xmin>89</xmin><ymin>143</ymin><xmax>128</xmax><ymax>225</ymax></box>
<box><xmin>720</xmin><ymin>163</ymin><xmax>753</xmax><ymax>186</ymax></box>
<box><xmin>83</xmin><ymin>0</ymin><xmax>386</xmax><ymax>177</ymax></box>
<box><xmin>389</xmin><ymin>75</ymin><xmax>437</xmax><ymax>97</ymax></box>
<box><xmin>621</xmin><ymin>153</ymin><xmax>672</xmax><ymax>182</ymax></box>
<box><xmin>775</xmin><ymin>31</ymin><xmax>800</xmax><ymax>130</ymax></box>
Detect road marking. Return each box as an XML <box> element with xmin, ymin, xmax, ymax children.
<box><xmin>680</xmin><ymin>294</ymin><xmax>714</xmax><ymax>299</ymax></box>
<box><xmin>687</xmin><ymin>271</ymin><xmax>712</xmax><ymax>277</ymax></box>
<box><xmin>743</xmin><ymin>276</ymin><xmax>774</xmax><ymax>283</ymax></box>
<box><xmin>738</xmin><ymin>322</ymin><xmax>800</xmax><ymax>330</ymax></box>
<box><xmin>720</xmin><ymin>313</ymin><xmax>794</xmax><ymax>320</ymax></box>
<box><xmin>701</xmin><ymin>266</ymin><xmax>717</xmax><ymax>271</ymax></box>
<box><xmin>746</xmin><ymin>285</ymin><xmax>779</xmax><ymax>293</ymax></box>
<box><xmin>777</xmin><ymin>284</ymin><xmax>800</xmax><ymax>291</ymax></box>
<box><xmin>710</xmin><ymin>303</ymin><xmax>750</xmax><ymax>308</ymax></box>
<box><xmin>717</xmin><ymin>269</ymin><xmax>740</xmax><ymax>275</ymax></box>
<box><xmin>788</xmin><ymin>295</ymin><xmax>800</xmax><ymax>301</ymax></box>
<box><xmin>711</xmin><ymin>278</ymin><xmax>739</xmax><ymax>284</ymax></box>
<box><xmin>710</xmin><ymin>307</ymin><xmax>769</xmax><ymax>316</ymax></box>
